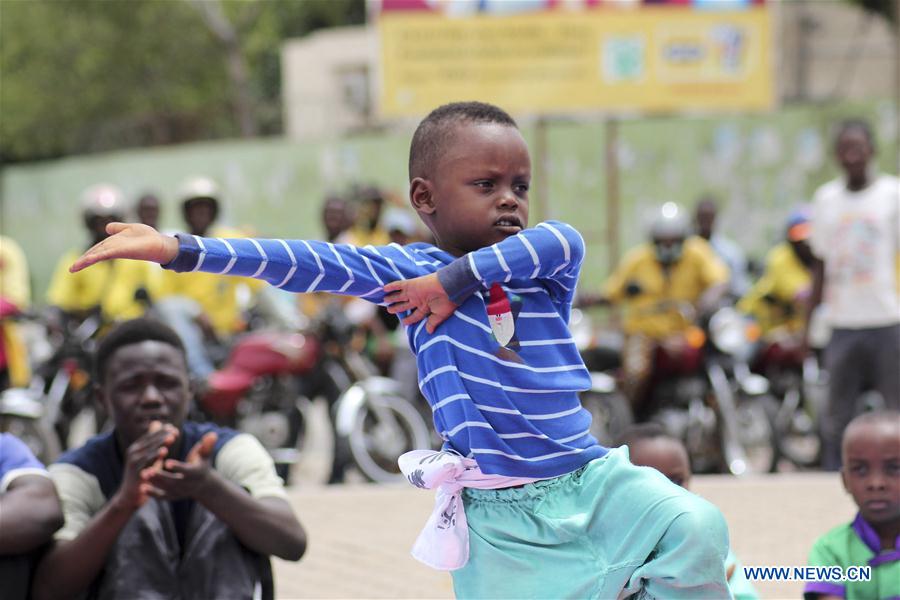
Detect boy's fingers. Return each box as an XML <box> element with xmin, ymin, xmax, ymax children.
<box><xmin>425</xmin><ymin>313</ymin><xmax>449</xmax><ymax>334</ymax></box>
<box><xmin>401</xmin><ymin>306</ymin><xmax>429</xmax><ymax>326</ymax></box>
<box><xmin>383</xmin><ymin>291</ymin><xmax>406</xmax><ymax>304</ymax></box>
<box><xmin>386</xmin><ymin>301</ymin><xmax>413</xmax><ymax>315</ymax></box>
<box><xmin>106</xmin><ymin>221</ymin><xmax>129</xmax><ymax>235</ymax></box>
<box><xmin>140</xmin><ymin>483</ymin><xmax>166</xmax><ymax>499</ymax></box>
<box><xmin>383</xmin><ymin>281</ymin><xmax>404</xmax><ymax>294</ymax></box>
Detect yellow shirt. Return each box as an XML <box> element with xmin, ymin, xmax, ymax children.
<box><xmin>0</xmin><ymin>235</ymin><xmax>30</xmax><ymax>308</ymax></box>
<box><xmin>158</xmin><ymin>227</ymin><xmax>264</xmax><ymax>336</ymax></box>
<box><xmin>46</xmin><ymin>250</ymin><xmax>162</xmax><ymax>321</ymax></box>
<box><xmin>738</xmin><ymin>242</ymin><xmax>811</xmax><ymax>335</ymax></box>
<box><xmin>603</xmin><ymin>237</ymin><xmax>729</xmax><ymax>338</ymax></box>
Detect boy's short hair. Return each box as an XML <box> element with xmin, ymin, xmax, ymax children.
<box><xmin>834</xmin><ymin>118</ymin><xmax>875</xmax><ymax>149</ymax></box>
<box><xmin>842</xmin><ymin>409</ymin><xmax>900</xmax><ymax>448</ymax></box>
<box><xmin>408</xmin><ymin>101</ymin><xmax>518</xmax><ymax>181</ymax></box>
<box><xmin>95</xmin><ymin>317</ymin><xmax>186</xmax><ymax>384</ymax></box>
<box><xmin>614</xmin><ymin>422</ymin><xmax>681</xmax><ymax>450</ymax></box>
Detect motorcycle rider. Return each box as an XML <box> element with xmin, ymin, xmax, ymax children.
<box><xmin>0</xmin><ymin>235</ymin><xmax>32</xmax><ymax>388</ymax></box>
<box><xmin>738</xmin><ymin>207</ymin><xmax>814</xmax><ymax>337</ymax></box>
<box><xmin>155</xmin><ymin>176</ymin><xmax>263</xmax><ymax>382</ymax></box>
<box><xmin>47</xmin><ymin>184</ymin><xmax>161</xmax><ymax>324</ymax></box>
<box><xmin>588</xmin><ymin>203</ymin><xmax>729</xmax><ymax>418</ymax></box>
<box><xmin>695</xmin><ymin>197</ymin><xmax>751</xmax><ymax>299</ymax></box>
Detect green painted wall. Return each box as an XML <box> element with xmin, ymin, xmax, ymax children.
<box><xmin>2</xmin><ymin>99</ymin><xmax>896</xmax><ymax>301</ymax></box>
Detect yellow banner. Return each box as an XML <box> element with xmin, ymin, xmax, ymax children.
<box><xmin>378</xmin><ymin>7</ymin><xmax>773</xmax><ymax>116</ymax></box>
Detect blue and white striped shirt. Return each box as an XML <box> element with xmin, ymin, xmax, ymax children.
<box><xmin>164</xmin><ymin>221</ymin><xmax>608</xmax><ymax>478</ymax></box>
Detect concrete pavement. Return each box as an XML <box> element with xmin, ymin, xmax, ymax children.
<box><xmin>272</xmin><ymin>473</ymin><xmax>854</xmax><ymax>599</ymax></box>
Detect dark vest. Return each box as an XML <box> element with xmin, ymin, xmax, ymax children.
<box><xmin>56</xmin><ymin>422</ymin><xmax>272</xmax><ymax>600</ymax></box>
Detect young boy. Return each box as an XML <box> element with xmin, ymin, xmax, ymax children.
<box><xmin>617</xmin><ymin>423</ymin><xmax>759</xmax><ymax>600</ymax></box>
<box><xmin>804</xmin><ymin>410</ymin><xmax>900</xmax><ymax>599</ymax></box>
<box><xmin>70</xmin><ymin>101</ymin><xmax>729</xmax><ymax>598</ymax></box>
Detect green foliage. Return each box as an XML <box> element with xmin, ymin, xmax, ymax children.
<box><xmin>0</xmin><ymin>0</ymin><xmax>365</xmax><ymax>163</ymax></box>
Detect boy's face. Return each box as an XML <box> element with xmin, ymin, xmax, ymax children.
<box><xmin>411</xmin><ymin>122</ymin><xmax>530</xmax><ymax>257</ymax></box>
<box><xmin>841</xmin><ymin>421</ymin><xmax>900</xmax><ymax>525</ymax></box>
<box><xmin>185</xmin><ymin>200</ymin><xmax>216</xmax><ymax>234</ymax></box>
<box><xmin>100</xmin><ymin>340</ymin><xmax>191</xmax><ymax>447</ymax></box>
<box><xmin>835</xmin><ymin>128</ymin><xmax>873</xmax><ymax>182</ymax></box>
<box><xmin>629</xmin><ymin>438</ymin><xmax>693</xmax><ymax>488</ymax></box>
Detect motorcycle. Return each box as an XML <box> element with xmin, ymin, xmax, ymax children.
<box><xmin>0</xmin><ymin>308</ymin><xmax>98</xmax><ymax>462</ymax></box>
<box><xmin>628</xmin><ymin>301</ymin><xmax>778</xmax><ymax>475</ymax></box>
<box><xmin>749</xmin><ymin>301</ymin><xmax>872</xmax><ymax>470</ymax></box>
<box><xmin>201</xmin><ymin>292</ymin><xmax>430</xmax><ymax>484</ymax></box>
<box><xmin>569</xmin><ymin>308</ymin><xmax>632</xmax><ymax>446</ymax></box>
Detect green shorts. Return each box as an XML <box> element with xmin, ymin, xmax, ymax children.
<box><xmin>452</xmin><ymin>447</ymin><xmax>730</xmax><ymax>599</ymax></box>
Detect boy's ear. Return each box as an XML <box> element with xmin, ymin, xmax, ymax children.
<box><xmin>410</xmin><ymin>177</ymin><xmax>435</xmax><ymax>215</ymax></box>
<box><xmin>94</xmin><ymin>383</ymin><xmax>111</xmax><ymax>421</ymax></box>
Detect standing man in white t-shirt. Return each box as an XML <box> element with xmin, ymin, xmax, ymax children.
<box><xmin>805</xmin><ymin>119</ymin><xmax>900</xmax><ymax>471</ymax></box>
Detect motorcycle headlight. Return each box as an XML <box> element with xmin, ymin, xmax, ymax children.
<box><xmin>709</xmin><ymin>308</ymin><xmax>751</xmax><ymax>356</ymax></box>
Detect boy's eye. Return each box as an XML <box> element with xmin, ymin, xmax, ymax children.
<box><xmin>514</xmin><ymin>183</ymin><xmax>530</xmax><ymax>194</ymax></box>
<box><xmin>474</xmin><ymin>181</ymin><xmax>494</xmax><ymax>190</ymax></box>
<box><xmin>850</xmin><ymin>464</ymin><xmax>868</xmax><ymax>475</ymax></box>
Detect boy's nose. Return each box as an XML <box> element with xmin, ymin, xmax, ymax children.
<box><xmin>866</xmin><ymin>472</ymin><xmax>887</xmax><ymax>490</ymax></box>
<box><xmin>497</xmin><ymin>192</ymin><xmax>518</xmax><ymax>208</ymax></box>
<box><xmin>140</xmin><ymin>384</ymin><xmax>164</xmax><ymax>406</ymax></box>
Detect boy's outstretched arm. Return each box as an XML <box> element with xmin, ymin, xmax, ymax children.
<box><xmin>71</xmin><ymin>222</ymin><xmax>427</xmax><ymax>303</ymax></box>
<box><xmin>69</xmin><ymin>223</ymin><xmax>178</xmax><ymax>272</ymax></box>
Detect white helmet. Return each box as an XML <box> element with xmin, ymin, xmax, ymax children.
<box><xmin>177</xmin><ymin>176</ymin><xmax>220</xmax><ymax>204</ymax></box>
<box><xmin>649</xmin><ymin>202</ymin><xmax>689</xmax><ymax>265</ymax></box>
<box><xmin>81</xmin><ymin>184</ymin><xmax>126</xmax><ymax>219</ymax></box>
<box><xmin>649</xmin><ymin>202</ymin><xmax>690</xmax><ymax>240</ymax></box>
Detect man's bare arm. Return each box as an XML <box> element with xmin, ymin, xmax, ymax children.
<box><xmin>0</xmin><ymin>475</ymin><xmax>64</xmax><ymax>555</ymax></box>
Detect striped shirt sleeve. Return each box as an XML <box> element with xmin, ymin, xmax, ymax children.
<box><xmin>163</xmin><ymin>234</ymin><xmax>429</xmax><ymax>303</ymax></box>
<box><xmin>437</xmin><ymin>221</ymin><xmax>585</xmax><ymax>305</ymax></box>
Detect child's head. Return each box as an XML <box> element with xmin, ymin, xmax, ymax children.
<box><xmin>841</xmin><ymin>410</ymin><xmax>900</xmax><ymax>526</ymax></box>
<box><xmin>408</xmin><ymin>102</ymin><xmax>530</xmax><ymax>257</ymax></box>
<box><xmin>616</xmin><ymin>423</ymin><xmax>692</xmax><ymax>488</ymax></box>
<box><xmin>833</xmin><ymin>119</ymin><xmax>874</xmax><ymax>182</ymax></box>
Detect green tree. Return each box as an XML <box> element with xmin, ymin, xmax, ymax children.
<box><xmin>0</xmin><ymin>0</ymin><xmax>364</xmax><ymax>163</ymax></box>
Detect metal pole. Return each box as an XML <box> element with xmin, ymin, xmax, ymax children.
<box><xmin>604</xmin><ymin>117</ymin><xmax>620</xmax><ymax>275</ymax></box>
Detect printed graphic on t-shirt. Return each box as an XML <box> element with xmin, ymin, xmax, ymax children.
<box><xmin>832</xmin><ymin>215</ymin><xmax>881</xmax><ymax>286</ymax></box>
<box><xmin>486</xmin><ymin>285</ymin><xmax>524</xmax><ymax>362</ymax></box>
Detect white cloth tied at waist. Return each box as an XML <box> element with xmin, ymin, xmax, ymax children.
<box><xmin>398</xmin><ymin>449</ymin><xmax>548</xmax><ymax>571</ymax></box>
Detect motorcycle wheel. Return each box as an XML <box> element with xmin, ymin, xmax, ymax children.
<box><xmin>733</xmin><ymin>394</ymin><xmax>779</xmax><ymax>474</ymax></box>
<box><xmin>581</xmin><ymin>391</ymin><xmax>633</xmax><ymax>446</ymax></box>
<box><xmin>775</xmin><ymin>388</ymin><xmax>821</xmax><ymax>469</ymax></box>
<box><xmin>348</xmin><ymin>393</ymin><xmax>431</xmax><ymax>484</ymax></box>
<box><xmin>1</xmin><ymin>416</ymin><xmax>61</xmax><ymax>465</ymax></box>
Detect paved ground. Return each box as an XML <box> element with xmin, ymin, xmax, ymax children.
<box><xmin>272</xmin><ymin>402</ymin><xmax>856</xmax><ymax>599</ymax></box>
<box><xmin>273</xmin><ymin>474</ymin><xmax>854</xmax><ymax>599</ymax></box>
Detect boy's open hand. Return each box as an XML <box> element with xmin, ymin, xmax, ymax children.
<box><xmin>115</xmin><ymin>421</ymin><xmax>178</xmax><ymax>511</ymax></box>
<box><xmin>142</xmin><ymin>432</ymin><xmax>218</xmax><ymax>502</ymax></box>
<box><xmin>384</xmin><ymin>273</ymin><xmax>458</xmax><ymax>334</ymax></box>
<box><xmin>69</xmin><ymin>222</ymin><xmax>179</xmax><ymax>273</ymax></box>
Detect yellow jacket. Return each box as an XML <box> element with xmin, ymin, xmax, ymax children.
<box><xmin>0</xmin><ymin>236</ymin><xmax>31</xmax><ymax>386</ymax></box>
<box><xmin>603</xmin><ymin>237</ymin><xmax>729</xmax><ymax>338</ymax></box>
<box><xmin>157</xmin><ymin>227</ymin><xmax>264</xmax><ymax>336</ymax></box>
<box><xmin>738</xmin><ymin>242</ymin><xmax>811</xmax><ymax>335</ymax></box>
<box><xmin>0</xmin><ymin>235</ymin><xmax>30</xmax><ymax>308</ymax></box>
<box><xmin>47</xmin><ymin>250</ymin><xmax>162</xmax><ymax>321</ymax></box>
